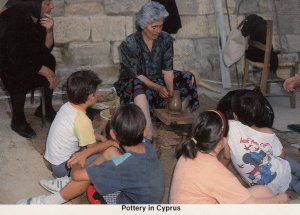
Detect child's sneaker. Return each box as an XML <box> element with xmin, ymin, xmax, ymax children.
<box><xmin>17</xmin><ymin>195</ymin><xmax>47</xmax><ymax>204</ymax></box>
<box><xmin>39</xmin><ymin>176</ymin><xmax>71</xmax><ymax>193</ymax></box>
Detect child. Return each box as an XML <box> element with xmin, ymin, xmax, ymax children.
<box><xmin>169</xmin><ymin>110</ymin><xmax>288</xmax><ymax>204</ymax></box>
<box><xmin>217</xmin><ymin>87</ymin><xmax>274</xmax><ymax>127</ymax></box>
<box><xmin>17</xmin><ymin>104</ymin><xmax>165</xmax><ymax>204</ymax></box>
<box><xmin>40</xmin><ymin>70</ymin><xmax>113</xmax><ymax>192</ymax></box>
<box><xmin>219</xmin><ymin>90</ymin><xmax>300</xmax><ymax>195</ymax></box>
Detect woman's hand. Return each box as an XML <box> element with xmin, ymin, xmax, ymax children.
<box><xmin>38</xmin><ymin>66</ymin><xmax>58</xmax><ymax>89</ymax></box>
<box><xmin>163</xmin><ymin>70</ymin><xmax>174</xmax><ymax>97</ymax></box>
<box><xmin>40</xmin><ymin>13</ymin><xmax>54</xmax><ymax>33</ymax></box>
<box><xmin>157</xmin><ymin>85</ymin><xmax>169</xmax><ymax>98</ymax></box>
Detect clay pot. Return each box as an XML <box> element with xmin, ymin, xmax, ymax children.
<box><xmin>168</xmin><ymin>90</ymin><xmax>182</xmax><ymax>114</ymax></box>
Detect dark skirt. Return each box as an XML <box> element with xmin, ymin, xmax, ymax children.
<box><xmin>113</xmin><ymin>70</ymin><xmax>200</xmax><ymax>112</ymax></box>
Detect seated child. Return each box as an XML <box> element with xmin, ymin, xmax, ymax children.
<box><xmin>218</xmin><ymin>89</ymin><xmax>300</xmax><ymax>195</ymax></box>
<box><xmin>17</xmin><ymin>104</ymin><xmax>165</xmax><ymax>204</ymax></box>
<box><xmin>40</xmin><ymin>70</ymin><xmax>113</xmax><ymax>191</ymax></box>
<box><xmin>169</xmin><ymin>110</ymin><xmax>288</xmax><ymax>204</ymax></box>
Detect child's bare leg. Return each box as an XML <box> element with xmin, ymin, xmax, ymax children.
<box><xmin>60</xmin><ymin>180</ymin><xmax>90</xmax><ymax>201</ymax></box>
<box><xmin>248</xmin><ymin>185</ymin><xmax>275</xmax><ymax>198</ymax></box>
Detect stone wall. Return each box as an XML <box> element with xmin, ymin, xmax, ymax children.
<box><xmin>1</xmin><ymin>0</ymin><xmax>300</xmax><ymax>97</ymax></box>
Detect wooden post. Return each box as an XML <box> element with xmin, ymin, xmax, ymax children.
<box><xmin>214</xmin><ymin>0</ymin><xmax>231</xmax><ymax>88</ymax></box>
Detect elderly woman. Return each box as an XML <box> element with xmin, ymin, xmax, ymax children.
<box><xmin>0</xmin><ymin>0</ymin><xmax>57</xmax><ymax>138</ymax></box>
<box><xmin>113</xmin><ymin>2</ymin><xmax>200</xmax><ymax>140</ymax></box>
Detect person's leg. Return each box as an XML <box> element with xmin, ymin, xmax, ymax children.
<box><xmin>50</xmin><ymin>161</ymin><xmax>70</xmax><ymax>177</ymax></box>
<box><xmin>17</xmin><ymin>180</ymin><xmax>89</xmax><ymax>204</ymax></box>
<box><xmin>114</xmin><ymin>78</ymin><xmax>154</xmax><ymax>140</ymax></box>
<box><xmin>59</xmin><ymin>180</ymin><xmax>90</xmax><ymax>202</ymax></box>
<box><xmin>33</xmin><ymin>77</ymin><xmax>56</xmax><ymax>122</ymax></box>
<box><xmin>10</xmin><ymin>91</ymin><xmax>27</xmax><ymax>125</ymax></box>
<box><xmin>285</xmin><ymin>155</ymin><xmax>300</xmax><ymax>194</ymax></box>
<box><xmin>248</xmin><ymin>185</ymin><xmax>275</xmax><ymax>198</ymax></box>
<box><xmin>10</xmin><ymin>91</ymin><xmax>36</xmax><ymax>138</ymax></box>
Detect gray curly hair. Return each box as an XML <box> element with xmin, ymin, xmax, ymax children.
<box><xmin>135</xmin><ymin>1</ymin><xmax>169</xmax><ymax>31</ymax></box>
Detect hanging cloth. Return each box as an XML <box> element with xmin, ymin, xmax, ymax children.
<box><xmin>152</xmin><ymin>0</ymin><xmax>182</xmax><ymax>34</ymax></box>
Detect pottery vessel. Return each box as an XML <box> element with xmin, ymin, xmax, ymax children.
<box><xmin>168</xmin><ymin>90</ymin><xmax>182</xmax><ymax>114</ymax></box>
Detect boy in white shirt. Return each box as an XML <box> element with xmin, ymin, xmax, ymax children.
<box><xmin>41</xmin><ymin>70</ymin><xmax>113</xmax><ymax>192</ymax></box>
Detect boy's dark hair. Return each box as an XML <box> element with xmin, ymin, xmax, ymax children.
<box><xmin>110</xmin><ymin>104</ymin><xmax>146</xmax><ymax>147</ymax></box>
<box><xmin>231</xmin><ymin>88</ymin><xmax>274</xmax><ymax>128</ymax></box>
<box><xmin>66</xmin><ymin>70</ymin><xmax>102</xmax><ymax>105</ymax></box>
<box><xmin>176</xmin><ymin>110</ymin><xmax>228</xmax><ymax>159</ymax></box>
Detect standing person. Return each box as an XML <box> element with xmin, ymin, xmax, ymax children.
<box><xmin>113</xmin><ymin>1</ymin><xmax>200</xmax><ymax>140</ymax></box>
<box><xmin>169</xmin><ymin>110</ymin><xmax>288</xmax><ymax>204</ymax></box>
<box><xmin>283</xmin><ymin>75</ymin><xmax>300</xmax><ymax>132</ymax></box>
<box><xmin>0</xmin><ymin>0</ymin><xmax>58</xmax><ymax>138</ymax></box>
<box><xmin>17</xmin><ymin>104</ymin><xmax>165</xmax><ymax>204</ymax></box>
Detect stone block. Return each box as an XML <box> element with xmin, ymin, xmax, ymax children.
<box><xmin>65</xmin><ymin>2</ymin><xmax>103</xmax><ymax>15</ymax></box>
<box><xmin>52</xmin><ymin>0</ymin><xmax>65</xmax><ymax>17</ymax></box>
<box><xmin>194</xmin><ymin>38</ymin><xmax>219</xmax><ymax>58</ymax></box>
<box><xmin>125</xmin><ymin>16</ymin><xmax>135</xmax><ymax>36</ymax></box>
<box><xmin>273</xmin><ymin>35</ymin><xmax>289</xmax><ymax>53</ymax></box>
<box><xmin>174</xmin><ymin>39</ymin><xmax>195</xmax><ymax>57</ymax></box>
<box><xmin>112</xmin><ymin>41</ymin><xmax>122</xmax><ymax>64</ymax></box>
<box><xmin>93</xmin><ymin>65</ymin><xmax>120</xmax><ymax>85</ymax></box>
<box><xmin>275</xmin><ymin>0</ymin><xmax>300</xmax><ymax>15</ymax></box>
<box><xmin>223</xmin><ymin>0</ymin><xmax>236</xmax><ymax>14</ymax></box>
<box><xmin>278</xmin><ymin>15</ymin><xmax>300</xmax><ymax>34</ymax></box>
<box><xmin>208</xmin><ymin>14</ymin><xmax>216</xmax><ymax>36</ymax></box>
<box><xmin>91</xmin><ymin>16</ymin><xmax>126</xmax><ymax>42</ymax></box>
<box><xmin>196</xmin><ymin>0</ymin><xmax>214</xmax><ymax>15</ymax></box>
<box><xmin>174</xmin><ymin>38</ymin><xmax>219</xmax><ymax>75</ymax></box>
<box><xmin>51</xmin><ymin>47</ymin><xmax>63</xmax><ymax>64</ymax></box>
<box><xmin>176</xmin><ymin>16</ymin><xmax>209</xmax><ymax>39</ymax></box>
<box><xmin>176</xmin><ymin>0</ymin><xmax>199</xmax><ymax>15</ymax></box>
<box><xmin>286</xmin><ymin>35</ymin><xmax>300</xmax><ymax>52</ymax></box>
<box><xmin>54</xmin><ymin>17</ymin><xmax>90</xmax><ymax>44</ymax></box>
<box><xmin>209</xmin><ymin>14</ymin><xmax>240</xmax><ymax>37</ymax></box>
<box><xmin>237</xmin><ymin>0</ymin><xmax>261</xmax><ymax>14</ymax></box>
<box><xmin>173</xmin><ymin>39</ymin><xmax>195</xmax><ymax>71</ymax></box>
<box><xmin>104</xmin><ymin>0</ymin><xmax>148</xmax><ymax>15</ymax></box>
<box><xmin>67</xmin><ymin>42</ymin><xmax>112</xmax><ymax>67</ymax></box>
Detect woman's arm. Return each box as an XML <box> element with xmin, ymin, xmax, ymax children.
<box><xmin>137</xmin><ymin>74</ymin><xmax>169</xmax><ymax>98</ymax></box>
<box><xmin>38</xmin><ymin>65</ymin><xmax>57</xmax><ymax>89</ymax></box>
<box><xmin>40</xmin><ymin>13</ymin><xmax>54</xmax><ymax>49</ymax></box>
<box><xmin>163</xmin><ymin>70</ymin><xmax>174</xmax><ymax>97</ymax></box>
